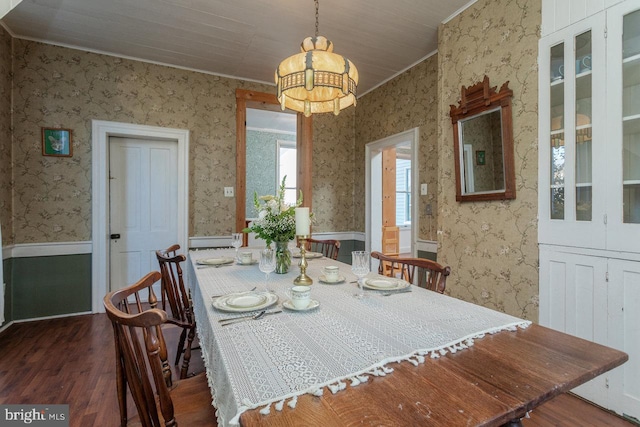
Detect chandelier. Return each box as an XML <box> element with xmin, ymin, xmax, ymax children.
<box><xmin>275</xmin><ymin>0</ymin><xmax>359</xmax><ymax>117</ymax></box>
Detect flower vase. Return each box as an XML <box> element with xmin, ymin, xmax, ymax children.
<box><xmin>274</xmin><ymin>240</ymin><xmax>291</xmax><ymax>274</ymax></box>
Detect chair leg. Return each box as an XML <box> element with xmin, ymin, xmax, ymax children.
<box><xmin>175</xmin><ymin>328</ymin><xmax>187</xmax><ymax>367</ymax></box>
<box><xmin>179</xmin><ymin>326</ymin><xmax>196</xmax><ymax>379</ymax></box>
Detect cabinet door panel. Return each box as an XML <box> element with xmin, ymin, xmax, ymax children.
<box><xmin>605</xmin><ymin>2</ymin><xmax>640</xmax><ymax>252</ymax></box>
<box><xmin>607</xmin><ymin>259</ymin><xmax>640</xmax><ymax>419</ymax></box>
<box><xmin>538</xmin><ymin>15</ymin><xmax>606</xmax><ymax>248</ymax></box>
<box><xmin>538</xmin><ymin>249</ymin><xmax>609</xmax><ymax>404</ymax></box>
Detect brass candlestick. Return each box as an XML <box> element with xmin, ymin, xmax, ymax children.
<box><xmin>293</xmin><ymin>235</ymin><xmax>313</xmax><ymax>285</ymax></box>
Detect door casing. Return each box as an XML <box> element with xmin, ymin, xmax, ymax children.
<box><xmin>91</xmin><ymin>120</ymin><xmax>189</xmax><ymax>313</ymax></box>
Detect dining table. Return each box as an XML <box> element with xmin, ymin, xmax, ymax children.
<box><xmin>188</xmin><ymin>247</ymin><xmax>628</xmax><ymax>427</ymax></box>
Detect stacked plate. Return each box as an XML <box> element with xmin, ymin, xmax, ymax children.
<box><xmin>213</xmin><ymin>291</ymin><xmax>278</xmax><ymax>312</ymax></box>
<box><xmin>362</xmin><ymin>277</ymin><xmax>411</xmax><ymax>291</ymax></box>
<box><xmin>197</xmin><ymin>257</ymin><xmax>235</xmax><ymax>266</ymax></box>
<box><xmin>291</xmin><ymin>251</ymin><xmax>323</xmax><ymax>259</ymax></box>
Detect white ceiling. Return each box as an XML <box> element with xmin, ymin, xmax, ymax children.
<box><xmin>1</xmin><ymin>0</ymin><xmax>473</xmax><ymax>97</ymax></box>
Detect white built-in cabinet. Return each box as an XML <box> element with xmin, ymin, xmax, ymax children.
<box><xmin>538</xmin><ymin>0</ymin><xmax>640</xmax><ymax>421</ymax></box>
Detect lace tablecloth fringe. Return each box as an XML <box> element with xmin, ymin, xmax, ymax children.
<box><xmin>226</xmin><ymin>320</ymin><xmax>531</xmax><ymax>425</ymax></box>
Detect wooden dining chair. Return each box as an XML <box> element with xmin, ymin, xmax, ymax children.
<box><xmin>381</xmin><ymin>226</ymin><xmax>400</xmax><ymax>257</ymax></box>
<box><xmin>104</xmin><ymin>271</ymin><xmax>217</xmax><ymax>427</ymax></box>
<box><xmin>371</xmin><ymin>251</ymin><xmax>451</xmax><ymax>294</ymax></box>
<box><xmin>156</xmin><ymin>245</ymin><xmax>197</xmax><ymax>380</ymax></box>
<box><xmin>380</xmin><ymin>225</ymin><xmax>401</xmax><ymax>275</ymax></box>
<box><xmin>302</xmin><ymin>238</ymin><xmax>341</xmax><ymax>260</ymax></box>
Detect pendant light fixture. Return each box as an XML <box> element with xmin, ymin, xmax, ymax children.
<box><xmin>275</xmin><ymin>0</ymin><xmax>359</xmax><ymax>117</ymax></box>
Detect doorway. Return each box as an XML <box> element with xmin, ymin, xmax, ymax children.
<box><xmin>91</xmin><ymin>120</ymin><xmax>189</xmax><ymax>313</ymax></box>
<box><xmin>365</xmin><ymin>128</ymin><xmax>419</xmax><ymax>256</ymax></box>
<box><xmin>235</xmin><ymin>89</ymin><xmax>313</xmax><ymax>234</ymax></box>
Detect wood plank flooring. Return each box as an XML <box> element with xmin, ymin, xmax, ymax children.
<box><xmin>0</xmin><ymin>314</ymin><xmax>634</xmax><ymax>426</ymax></box>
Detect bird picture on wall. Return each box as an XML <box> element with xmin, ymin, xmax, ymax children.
<box><xmin>42</xmin><ymin>128</ymin><xmax>73</xmax><ymax>157</ymax></box>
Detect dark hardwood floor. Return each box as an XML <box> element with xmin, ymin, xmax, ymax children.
<box><xmin>0</xmin><ymin>314</ymin><xmax>634</xmax><ymax>426</ymax></box>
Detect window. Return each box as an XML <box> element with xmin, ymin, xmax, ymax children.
<box><xmin>278</xmin><ymin>140</ymin><xmax>297</xmax><ymax>205</ymax></box>
<box><xmin>396</xmin><ymin>158</ymin><xmax>411</xmax><ymax>225</ymax></box>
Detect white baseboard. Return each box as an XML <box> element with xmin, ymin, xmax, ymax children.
<box><xmin>0</xmin><ymin>319</ymin><xmax>13</xmax><ymax>334</ymax></box>
<box><xmin>1</xmin><ymin>311</ymin><xmax>93</xmax><ymax>331</ymax></box>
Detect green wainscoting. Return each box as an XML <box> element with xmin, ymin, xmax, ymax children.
<box><xmin>417</xmin><ymin>250</ymin><xmax>438</xmax><ymax>261</ymax></box>
<box><xmin>2</xmin><ymin>258</ymin><xmax>11</xmax><ymax>325</ymax></box>
<box><xmin>335</xmin><ymin>239</ymin><xmax>365</xmax><ymax>265</ymax></box>
<box><xmin>10</xmin><ymin>254</ymin><xmax>91</xmax><ymax>320</ymax></box>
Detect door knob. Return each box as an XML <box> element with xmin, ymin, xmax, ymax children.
<box><xmin>110</xmin><ymin>234</ymin><xmax>121</xmax><ymax>239</ymax></box>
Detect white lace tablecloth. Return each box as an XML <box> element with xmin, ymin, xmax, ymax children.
<box><xmin>188</xmin><ymin>248</ymin><xmax>531</xmax><ymax>427</ymax></box>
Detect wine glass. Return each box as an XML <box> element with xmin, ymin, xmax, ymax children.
<box><xmin>259</xmin><ymin>248</ymin><xmax>276</xmax><ymax>292</ymax></box>
<box><xmin>231</xmin><ymin>233</ymin><xmax>242</xmax><ymax>260</ymax></box>
<box><xmin>351</xmin><ymin>251</ymin><xmax>370</xmax><ymax>298</ymax></box>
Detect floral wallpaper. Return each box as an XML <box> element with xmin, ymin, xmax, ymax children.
<box><xmin>7</xmin><ymin>38</ymin><xmax>352</xmax><ymax>244</ymax></box>
<box><xmin>437</xmin><ymin>0</ymin><xmax>541</xmax><ymax>321</ymax></box>
<box><xmin>312</xmin><ymin>109</ymin><xmax>357</xmax><ymax>232</ymax></box>
<box><xmin>10</xmin><ymin>39</ymin><xmax>274</xmax><ymax>242</ymax></box>
<box><xmin>355</xmin><ymin>55</ymin><xmax>439</xmax><ymax>241</ymax></box>
<box><xmin>0</xmin><ymin>26</ymin><xmax>11</xmax><ymax>246</ymax></box>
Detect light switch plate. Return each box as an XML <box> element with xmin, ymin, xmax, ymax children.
<box><xmin>420</xmin><ymin>183</ymin><xmax>428</xmax><ymax>195</ymax></box>
<box><xmin>224</xmin><ymin>187</ymin><xmax>234</xmax><ymax>197</ymax></box>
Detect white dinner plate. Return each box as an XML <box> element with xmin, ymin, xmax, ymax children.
<box><xmin>362</xmin><ymin>277</ymin><xmax>411</xmax><ymax>291</ymax></box>
<box><xmin>197</xmin><ymin>257</ymin><xmax>235</xmax><ymax>266</ymax></box>
<box><xmin>283</xmin><ymin>299</ymin><xmax>320</xmax><ymax>311</ymax></box>
<box><xmin>291</xmin><ymin>251</ymin><xmax>323</xmax><ymax>259</ymax></box>
<box><xmin>318</xmin><ymin>274</ymin><xmax>346</xmax><ymax>284</ymax></box>
<box><xmin>212</xmin><ymin>291</ymin><xmax>278</xmax><ymax>312</ymax></box>
<box><xmin>226</xmin><ymin>293</ymin><xmax>267</xmax><ymax>308</ymax></box>
<box><xmin>236</xmin><ymin>259</ymin><xmax>258</xmax><ymax>266</ymax></box>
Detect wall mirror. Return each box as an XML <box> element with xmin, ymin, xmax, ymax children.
<box><xmin>235</xmin><ymin>89</ymin><xmax>313</xmax><ymax>233</ymax></box>
<box><xmin>449</xmin><ymin>76</ymin><xmax>516</xmax><ymax>202</ymax></box>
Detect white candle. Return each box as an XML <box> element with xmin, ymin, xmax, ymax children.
<box><xmin>295</xmin><ymin>207</ymin><xmax>310</xmax><ymax>236</ymax></box>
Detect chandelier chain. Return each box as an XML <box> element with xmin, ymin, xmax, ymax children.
<box><xmin>314</xmin><ymin>0</ymin><xmax>319</xmax><ymax>37</ymax></box>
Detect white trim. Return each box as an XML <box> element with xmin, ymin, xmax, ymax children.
<box><xmin>4</xmin><ymin>311</ymin><xmax>92</xmax><ymax>328</ymax></box>
<box><xmin>360</xmin><ymin>50</ymin><xmax>438</xmax><ymax>97</ymax></box>
<box><xmin>416</xmin><ymin>239</ymin><xmax>438</xmax><ymax>254</ymax></box>
<box><xmin>9</xmin><ymin>241</ymin><xmax>91</xmax><ymax>258</ymax></box>
<box><xmin>9</xmin><ymin>35</ymin><xmax>274</xmax><ymax>89</ymax></box>
<box><xmin>311</xmin><ymin>232</ymin><xmax>365</xmax><ymax>241</ymax></box>
<box><xmin>189</xmin><ymin>236</ymin><xmax>234</xmax><ymax>248</ymax></box>
<box><xmin>0</xmin><ymin>319</ymin><xmax>13</xmax><ymax>333</ymax></box>
<box><xmin>92</xmin><ymin>120</ymin><xmax>189</xmax><ymax>314</ymax></box>
<box><xmin>442</xmin><ymin>0</ymin><xmax>479</xmax><ymax>24</ymax></box>
<box><xmin>365</xmin><ymin>128</ymin><xmax>419</xmax><ymax>256</ymax></box>
<box><xmin>2</xmin><ymin>245</ymin><xmax>11</xmax><ymax>260</ymax></box>
<box><xmin>0</xmin><ymin>0</ymin><xmax>22</xmax><ymax>21</ymax></box>
<box><xmin>189</xmin><ymin>232</ymin><xmax>366</xmax><ymax>249</ymax></box>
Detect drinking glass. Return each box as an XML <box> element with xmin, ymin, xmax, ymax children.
<box><xmin>231</xmin><ymin>233</ymin><xmax>243</xmax><ymax>260</ymax></box>
<box><xmin>351</xmin><ymin>251</ymin><xmax>370</xmax><ymax>298</ymax></box>
<box><xmin>259</xmin><ymin>248</ymin><xmax>276</xmax><ymax>292</ymax></box>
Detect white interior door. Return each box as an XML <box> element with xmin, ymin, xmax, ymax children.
<box><xmin>109</xmin><ymin>137</ymin><xmax>178</xmax><ymax>292</ymax></box>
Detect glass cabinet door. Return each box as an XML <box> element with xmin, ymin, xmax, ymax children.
<box><xmin>622</xmin><ymin>9</ymin><xmax>640</xmax><ymax>224</ymax></box>
<box><xmin>550</xmin><ymin>43</ymin><xmax>565</xmax><ymax>220</ymax></box>
<box><xmin>575</xmin><ymin>31</ymin><xmax>593</xmax><ymax>221</ymax></box>
<box><xmin>539</xmin><ymin>14</ymin><xmax>606</xmax><ymax>249</ymax></box>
